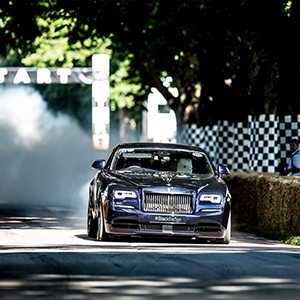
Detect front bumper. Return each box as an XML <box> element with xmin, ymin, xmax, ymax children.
<box><xmin>105</xmin><ymin>209</ymin><xmax>229</xmax><ymax>239</ymax></box>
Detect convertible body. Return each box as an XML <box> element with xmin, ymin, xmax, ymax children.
<box><xmin>87</xmin><ymin>142</ymin><xmax>231</xmax><ymax>243</ymax></box>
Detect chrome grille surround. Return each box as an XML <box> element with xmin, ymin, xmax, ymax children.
<box><xmin>143</xmin><ymin>189</ymin><xmax>194</xmax><ymax>214</ymax></box>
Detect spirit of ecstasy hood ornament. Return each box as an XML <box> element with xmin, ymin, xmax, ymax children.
<box><xmin>159</xmin><ymin>173</ymin><xmax>174</xmax><ymax>185</ymax></box>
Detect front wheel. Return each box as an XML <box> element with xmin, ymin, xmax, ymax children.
<box><xmin>97</xmin><ymin>203</ymin><xmax>109</xmax><ymax>241</ymax></box>
<box><xmin>87</xmin><ymin>205</ymin><xmax>97</xmax><ymax>238</ymax></box>
<box><xmin>221</xmin><ymin>213</ymin><xmax>231</xmax><ymax>244</ymax></box>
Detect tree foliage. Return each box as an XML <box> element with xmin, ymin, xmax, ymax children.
<box><xmin>1</xmin><ymin>1</ymin><xmax>300</xmax><ymax>139</ymax></box>
<box><xmin>0</xmin><ymin>2</ymin><xmax>143</xmax><ymax>132</ymax></box>
<box><xmin>18</xmin><ymin>13</ymin><xmax>111</xmax><ymax>131</ymax></box>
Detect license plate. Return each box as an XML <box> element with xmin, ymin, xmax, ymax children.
<box><xmin>150</xmin><ymin>215</ymin><xmax>186</xmax><ymax>223</ymax></box>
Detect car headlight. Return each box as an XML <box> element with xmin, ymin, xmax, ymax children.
<box><xmin>199</xmin><ymin>194</ymin><xmax>222</xmax><ymax>204</ymax></box>
<box><xmin>114</xmin><ymin>190</ymin><xmax>137</xmax><ymax>200</ymax></box>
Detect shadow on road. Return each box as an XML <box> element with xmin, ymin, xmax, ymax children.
<box><xmin>1</xmin><ymin>206</ymin><xmax>300</xmax><ymax>300</ymax></box>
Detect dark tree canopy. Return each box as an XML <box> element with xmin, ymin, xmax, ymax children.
<box><xmin>1</xmin><ymin>1</ymin><xmax>300</xmax><ymax>140</ymax></box>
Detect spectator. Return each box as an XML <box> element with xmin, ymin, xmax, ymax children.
<box><xmin>284</xmin><ymin>138</ymin><xmax>300</xmax><ymax>176</ymax></box>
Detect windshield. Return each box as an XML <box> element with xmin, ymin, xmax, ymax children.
<box><xmin>112</xmin><ymin>149</ymin><xmax>213</xmax><ymax>175</ymax></box>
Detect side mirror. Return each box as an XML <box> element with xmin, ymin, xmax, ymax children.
<box><xmin>92</xmin><ymin>159</ymin><xmax>106</xmax><ymax>170</ymax></box>
<box><xmin>218</xmin><ymin>165</ymin><xmax>230</xmax><ymax>178</ymax></box>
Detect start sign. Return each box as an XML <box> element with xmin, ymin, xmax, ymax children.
<box><xmin>0</xmin><ymin>54</ymin><xmax>110</xmax><ymax>151</ymax></box>
<box><xmin>0</xmin><ymin>67</ymin><xmax>94</xmax><ymax>84</ymax></box>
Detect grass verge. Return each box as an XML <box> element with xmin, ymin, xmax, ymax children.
<box><xmin>236</xmin><ymin>224</ymin><xmax>300</xmax><ymax>246</ymax></box>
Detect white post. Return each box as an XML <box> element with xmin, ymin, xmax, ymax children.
<box><xmin>92</xmin><ymin>54</ymin><xmax>110</xmax><ymax>150</ymax></box>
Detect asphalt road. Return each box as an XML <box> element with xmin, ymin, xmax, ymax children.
<box><xmin>1</xmin><ymin>206</ymin><xmax>300</xmax><ymax>300</ymax></box>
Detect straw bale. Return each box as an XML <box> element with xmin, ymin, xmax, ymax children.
<box><xmin>223</xmin><ymin>171</ymin><xmax>300</xmax><ymax>235</ymax></box>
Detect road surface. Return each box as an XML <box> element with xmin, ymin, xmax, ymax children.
<box><xmin>0</xmin><ymin>206</ymin><xmax>300</xmax><ymax>300</ymax></box>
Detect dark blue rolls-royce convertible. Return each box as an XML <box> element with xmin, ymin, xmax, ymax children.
<box><xmin>87</xmin><ymin>142</ymin><xmax>231</xmax><ymax>243</ymax></box>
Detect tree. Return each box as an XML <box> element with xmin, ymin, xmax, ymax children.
<box><xmin>18</xmin><ymin>14</ymin><xmax>110</xmax><ymax>131</ymax></box>
<box><xmin>44</xmin><ymin>1</ymin><xmax>300</xmax><ymax>136</ymax></box>
<box><xmin>0</xmin><ymin>3</ymin><xmax>144</xmax><ymax>134</ymax></box>
<box><xmin>1</xmin><ymin>1</ymin><xmax>300</xmax><ymax>141</ymax></box>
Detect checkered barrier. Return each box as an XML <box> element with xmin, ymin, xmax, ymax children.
<box><xmin>182</xmin><ymin>114</ymin><xmax>300</xmax><ymax>173</ymax></box>
<box><xmin>182</xmin><ymin>123</ymin><xmax>218</xmax><ymax>162</ymax></box>
<box><xmin>182</xmin><ymin>121</ymin><xmax>248</xmax><ymax>170</ymax></box>
<box><xmin>278</xmin><ymin>115</ymin><xmax>300</xmax><ymax>164</ymax></box>
<box><xmin>214</xmin><ymin>120</ymin><xmax>235</xmax><ymax>169</ymax></box>
<box><xmin>232</xmin><ymin>121</ymin><xmax>250</xmax><ymax>171</ymax></box>
<box><xmin>248</xmin><ymin>115</ymin><xmax>278</xmax><ymax>173</ymax></box>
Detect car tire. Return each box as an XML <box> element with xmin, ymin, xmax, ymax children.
<box><xmin>87</xmin><ymin>205</ymin><xmax>97</xmax><ymax>238</ymax></box>
<box><xmin>221</xmin><ymin>213</ymin><xmax>231</xmax><ymax>244</ymax></box>
<box><xmin>96</xmin><ymin>203</ymin><xmax>109</xmax><ymax>241</ymax></box>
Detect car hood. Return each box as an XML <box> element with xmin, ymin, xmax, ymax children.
<box><xmin>110</xmin><ymin>171</ymin><xmax>226</xmax><ymax>194</ymax></box>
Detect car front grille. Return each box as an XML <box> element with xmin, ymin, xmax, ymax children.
<box><xmin>143</xmin><ymin>193</ymin><xmax>193</xmax><ymax>214</ymax></box>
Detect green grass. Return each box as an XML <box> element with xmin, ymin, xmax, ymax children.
<box><xmin>236</xmin><ymin>224</ymin><xmax>300</xmax><ymax>246</ymax></box>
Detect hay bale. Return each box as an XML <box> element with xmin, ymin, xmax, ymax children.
<box><xmin>223</xmin><ymin>171</ymin><xmax>300</xmax><ymax>235</ymax></box>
